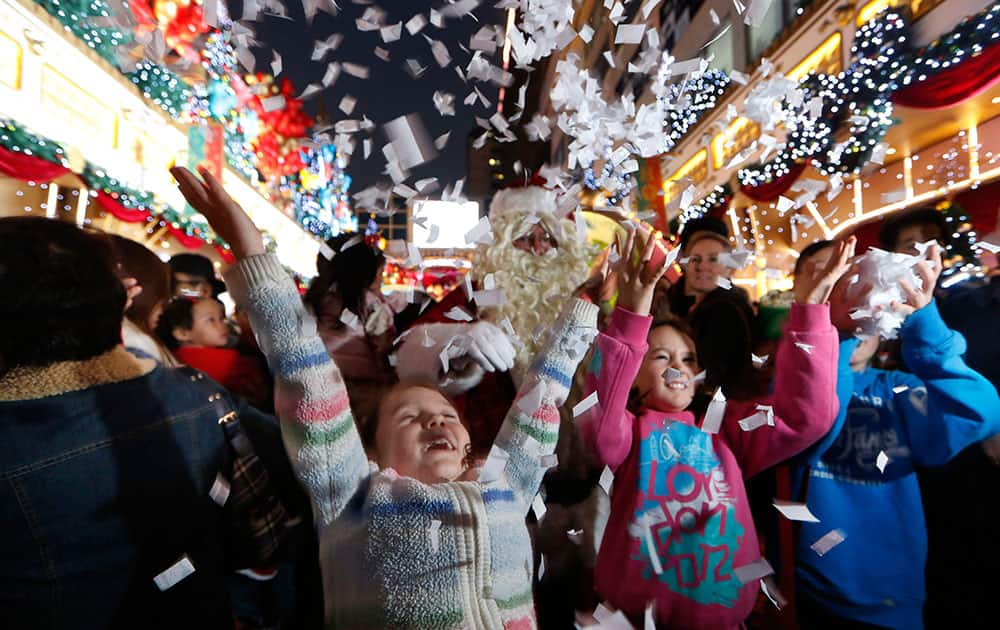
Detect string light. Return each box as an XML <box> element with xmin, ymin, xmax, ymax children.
<box><xmin>661</xmin><ymin>70</ymin><xmax>732</xmax><ymax>147</ymax></box>
<box><xmin>35</xmin><ymin>0</ymin><xmax>130</xmax><ymax>67</ymax></box>
<box><xmin>127</xmin><ymin>61</ymin><xmax>191</xmax><ymax>119</ymax></box>
<box><xmin>678</xmin><ymin>184</ymin><xmax>733</xmax><ymax>227</ymax></box>
<box><xmin>739</xmin><ymin>9</ymin><xmax>909</xmax><ymax>187</ymax></box>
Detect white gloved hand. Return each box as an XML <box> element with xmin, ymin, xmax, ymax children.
<box><xmin>395</xmin><ymin>321</ymin><xmax>516</xmax><ymax>394</ymax></box>
<box><xmin>462</xmin><ymin>320</ymin><xmax>517</xmax><ymax>374</ymax></box>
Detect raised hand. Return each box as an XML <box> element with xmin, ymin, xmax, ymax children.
<box><xmin>576</xmin><ymin>247</ymin><xmax>616</xmax><ymax>305</ymax></box>
<box><xmin>170</xmin><ymin>166</ymin><xmax>264</xmax><ymax>260</ymax></box>
<box><xmin>614</xmin><ymin>227</ymin><xmax>671</xmax><ymax>317</ymax></box>
<box><xmin>794</xmin><ymin>236</ymin><xmax>857</xmax><ymax>305</ymax></box>
<box><xmin>892</xmin><ymin>243</ymin><xmax>943</xmax><ymax>317</ymax></box>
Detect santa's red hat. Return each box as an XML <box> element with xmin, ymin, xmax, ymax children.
<box><xmin>488</xmin><ymin>172</ymin><xmax>562</xmax><ymax>221</ymax></box>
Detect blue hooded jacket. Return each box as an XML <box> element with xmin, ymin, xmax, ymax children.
<box><xmin>791</xmin><ymin>300</ymin><xmax>1000</xmax><ymax>629</ymax></box>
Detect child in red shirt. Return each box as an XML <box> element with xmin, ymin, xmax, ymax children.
<box><xmin>156</xmin><ymin>296</ymin><xmax>270</xmax><ymax>408</ymax></box>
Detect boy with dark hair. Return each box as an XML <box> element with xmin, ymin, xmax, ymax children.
<box><xmin>790</xmin><ymin>240</ymin><xmax>1000</xmax><ymax>629</ymax></box>
<box><xmin>878</xmin><ymin>207</ymin><xmax>946</xmax><ymax>255</ymax></box>
<box><xmin>0</xmin><ymin>217</ymin><xmax>309</xmax><ymax>628</ymax></box>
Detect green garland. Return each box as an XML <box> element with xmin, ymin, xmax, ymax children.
<box><xmin>126</xmin><ymin>62</ymin><xmax>191</xmax><ymax>119</ymax></box>
<box><xmin>738</xmin><ymin>9</ymin><xmax>909</xmax><ymax>187</ymax></box>
<box><xmin>900</xmin><ymin>2</ymin><xmax>1000</xmax><ymax>87</ymax></box>
<box><xmin>0</xmin><ymin>118</ymin><xmax>69</xmax><ymax>166</ymax></box>
<box><xmin>1</xmin><ymin>118</ymin><xmax>225</xmax><ymax>245</ymax></box>
<box><xmin>83</xmin><ymin>163</ymin><xmax>155</xmax><ymax>210</ymax></box>
<box><xmin>32</xmin><ymin>1</ymin><xmax>190</xmax><ymax>119</ymax></box>
<box><xmin>34</xmin><ymin>0</ymin><xmax>132</xmax><ymax>68</ymax></box>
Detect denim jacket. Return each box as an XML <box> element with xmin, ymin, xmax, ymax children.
<box><xmin>0</xmin><ymin>346</ymin><xmax>292</xmax><ymax>629</ymax></box>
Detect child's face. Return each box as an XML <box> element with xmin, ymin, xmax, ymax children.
<box><xmin>634</xmin><ymin>325</ymin><xmax>698</xmax><ymax>413</ymax></box>
<box><xmin>176</xmin><ymin>299</ymin><xmax>229</xmax><ymax>348</ymax></box>
<box><xmin>850</xmin><ymin>335</ymin><xmax>881</xmax><ymax>369</ymax></box>
<box><xmin>374</xmin><ymin>385</ymin><xmax>471</xmax><ymax>483</ymax></box>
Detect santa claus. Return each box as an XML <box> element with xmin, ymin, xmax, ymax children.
<box><xmin>395</xmin><ymin>183</ymin><xmax>595</xmax><ymax>452</ymax></box>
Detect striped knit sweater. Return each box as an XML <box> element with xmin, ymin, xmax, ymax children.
<box><xmin>225</xmin><ymin>254</ymin><xmax>598</xmax><ymax>629</ymax></box>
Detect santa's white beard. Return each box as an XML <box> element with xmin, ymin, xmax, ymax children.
<box><xmin>472</xmin><ymin>213</ymin><xmax>592</xmax><ymax>386</ymax></box>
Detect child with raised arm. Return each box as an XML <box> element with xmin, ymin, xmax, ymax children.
<box><xmin>578</xmin><ymin>231</ymin><xmax>853</xmax><ymax>628</ymax></box>
<box><xmin>790</xmin><ymin>241</ymin><xmax>1000</xmax><ymax>630</ymax></box>
<box><xmin>171</xmin><ymin>166</ymin><xmax>599</xmax><ymax>629</ymax></box>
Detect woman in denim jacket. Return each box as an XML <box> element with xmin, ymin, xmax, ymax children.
<box><xmin>0</xmin><ymin>218</ymin><xmax>302</xmax><ymax>629</ymax></box>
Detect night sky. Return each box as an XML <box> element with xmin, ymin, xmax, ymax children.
<box><xmin>248</xmin><ymin>1</ymin><xmax>505</xmax><ymax>195</ymax></box>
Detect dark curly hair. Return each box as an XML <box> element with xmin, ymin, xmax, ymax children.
<box><xmin>0</xmin><ymin>217</ymin><xmax>126</xmax><ymax>368</ymax></box>
<box><xmin>303</xmin><ymin>233</ymin><xmax>386</xmax><ymax>323</ymax></box>
<box><xmin>154</xmin><ymin>297</ymin><xmax>198</xmax><ymax>351</ymax></box>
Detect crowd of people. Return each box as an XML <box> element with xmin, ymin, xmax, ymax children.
<box><xmin>0</xmin><ymin>164</ymin><xmax>997</xmax><ymax>630</ymax></box>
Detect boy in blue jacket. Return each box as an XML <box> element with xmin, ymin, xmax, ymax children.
<box><xmin>790</xmin><ymin>241</ymin><xmax>1000</xmax><ymax>630</ymax></box>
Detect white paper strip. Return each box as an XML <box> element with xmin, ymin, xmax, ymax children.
<box><xmin>339</xmin><ymin>309</ymin><xmax>360</xmax><ymax>329</ymax></box>
<box><xmin>261</xmin><ymin>95</ymin><xmax>286</xmax><ymax>112</ymax></box>
<box><xmin>532</xmin><ymin>492</ymin><xmax>547</xmax><ymax>520</ymax></box>
<box><xmin>643</xmin><ymin>524</ymin><xmax>663</xmax><ymax>574</ymax></box>
<box><xmin>810</xmin><ymin>528</ymin><xmax>846</xmax><ymax>556</ymax></box>
<box><xmin>644</xmin><ymin>601</ymin><xmax>656</xmax><ymax>629</ymax></box>
<box><xmin>473</xmin><ymin>289</ymin><xmax>505</xmax><ymax>307</ymax></box>
<box><xmin>572</xmin><ymin>391</ymin><xmax>600</xmax><ymax>418</ymax></box>
<box><xmin>738</xmin><ymin>411</ymin><xmax>770</xmax><ymax>432</ymax></box>
<box><xmin>479</xmin><ymin>446</ymin><xmax>510</xmax><ymax>483</ymax></box>
<box><xmin>773</xmin><ymin>500</ymin><xmax>820</xmax><ymax>522</ymax></box>
<box><xmin>615</xmin><ymin>24</ymin><xmax>645</xmax><ymax>45</ymax></box>
<box><xmin>744</xmin><ymin>0</ymin><xmax>775</xmax><ymax>27</ymax></box>
<box><xmin>153</xmin><ymin>555</ymin><xmax>196</xmax><ymax>591</ymax></box>
<box><xmin>444</xmin><ymin>307</ymin><xmax>473</xmax><ymax>322</ymax></box>
<box><xmin>794</xmin><ymin>342</ymin><xmax>814</xmax><ymax>355</ymax></box>
<box><xmin>702</xmin><ymin>388</ymin><xmax>727</xmax><ymax>434</ymax></box>
<box><xmin>464</xmin><ymin>216</ymin><xmax>494</xmax><ymax>245</ymax></box>
<box><xmin>599</xmin><ymin>466</ymin><xmax>615</xmax><ymax>494</ymax></box>
<box><xmin>209</xmin><ymin>474</ymin><xmax>230</xmax><ymax>506</ymax></box>
<box><xmin>876</xmin><ymin>450</ymin><xmax>890</xmax><ymax>473</ymax></box>
<box><xmin>733</xmin><ymin>557</ymin><xmax>773</xmax><ymax>584</ymax></box>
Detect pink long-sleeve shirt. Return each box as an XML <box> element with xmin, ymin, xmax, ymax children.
<box><xmin>579</xmin><ymin>305</ymin><xmax>838</xmax><ymax>629</ymax></box>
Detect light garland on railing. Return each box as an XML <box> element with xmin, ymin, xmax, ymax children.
<box><xmin>738</xmin><ymin>9</ymin><xmax>909</xmax><ymax>187</ymax></box>
<box><xmin>663</xmin><ymin>69</ymin><xmax>732</xmax><ymax>146</ymax></box>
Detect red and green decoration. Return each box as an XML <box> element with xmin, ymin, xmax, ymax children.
<box><xmin>738</xmin><ymin>8</ymin><xmax>909</xmax><ymax>195</ymax></box>
<box><xmin>893</xmin><ymin>2</ymin><xmax>1000</xmax><ymax>109</ymax></box>
<box><xmin>28</xmin><ymin>0</ymin><xmax>356</xmax><ymax>242</ymax></box>
<box><xmin>35</xmin><ymin>0</ymin><xmax>131</xmax><ymax>68</ymax></box>
<box><xmin>0</xmin><ymin>118</ymin><xmax>69</xmax><ymax>167</ymax></box>
<box><xmin>0</xmin><ymin>117</ymin><xmax>228</xmax><ymax>251</ymax></box>
<box><xmin>127</xmin><ymin>61</ymin><xmax>191</xmax><ymax>119</ymax></box>
<box><xmin>737</xmin><ymin>2</ymin><xmax>1000</xmax><ymax>195</ymax></box>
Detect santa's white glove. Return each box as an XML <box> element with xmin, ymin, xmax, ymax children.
<box><xmin>462</xmin><ymin>320</ymin><xmax>517</xmax><ymax>373</ymax></box>
<box><xmin>395</xmin><ymin>321</ymin><xmax>515</xmax><ymax>395</ymax></box>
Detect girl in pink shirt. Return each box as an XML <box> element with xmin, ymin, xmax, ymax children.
<box><xmin>578</xmin><ymin>232</ymin><xmax>854</xmax><ymax>628</ymax></box>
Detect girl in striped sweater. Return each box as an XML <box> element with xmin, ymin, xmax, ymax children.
<box><xmin>172</xmin><ymin>166</ymin><xmax>601</xmax><ymax>629</ymax></box>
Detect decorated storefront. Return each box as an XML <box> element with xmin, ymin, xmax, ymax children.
<box><xmin>638</xmin><ymin>0</ymin><xmax>1000</xmax><ymax>298</ymax></box>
